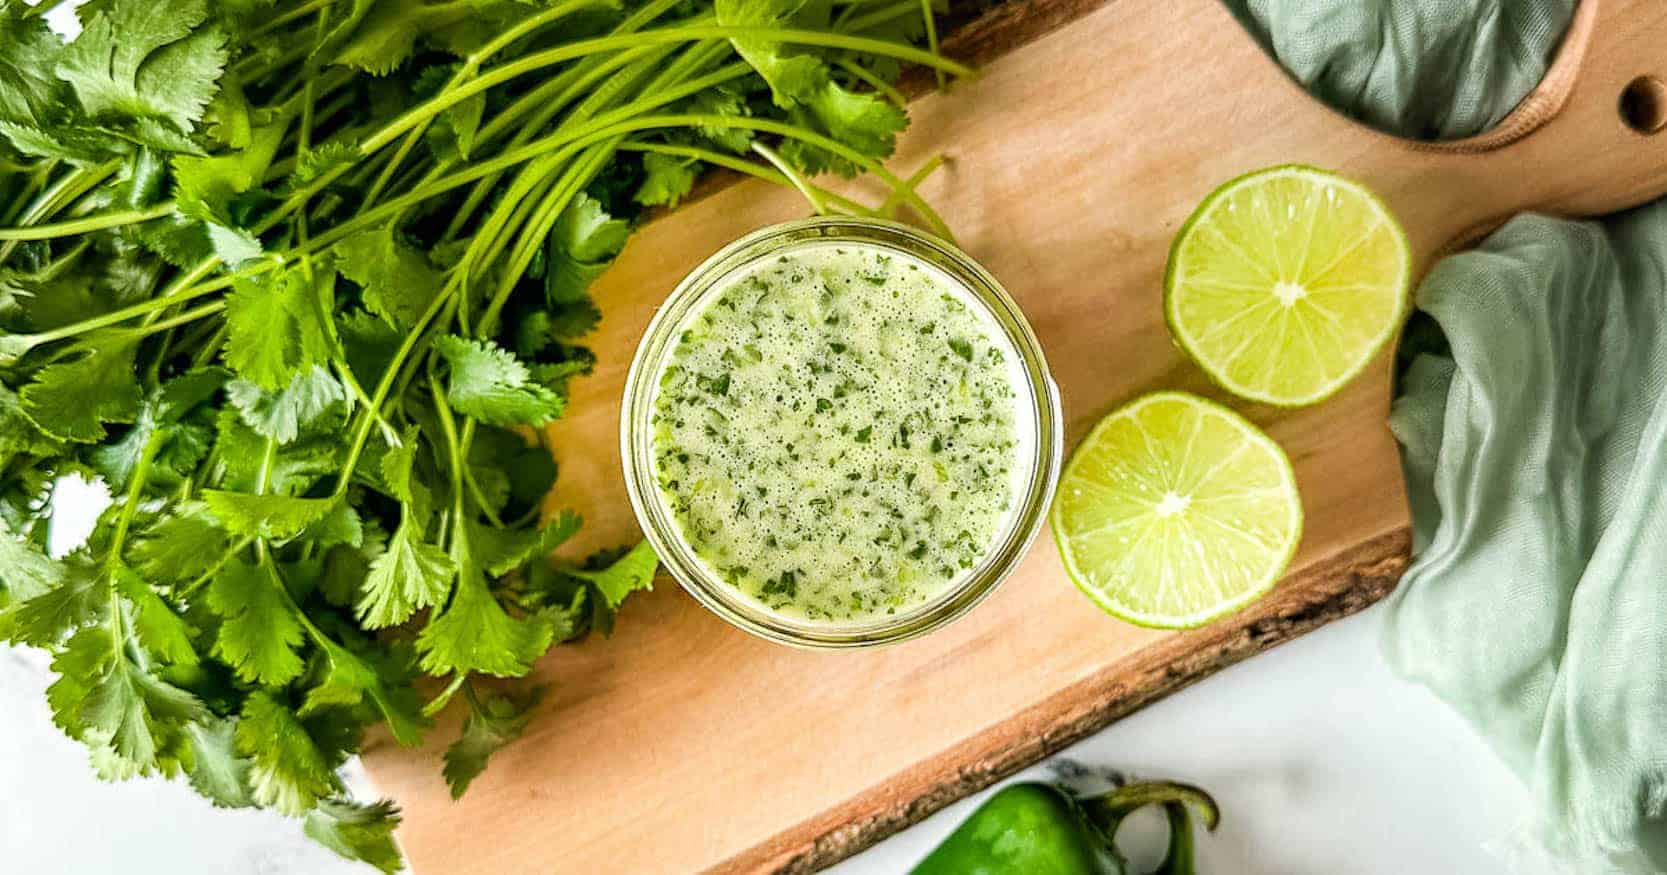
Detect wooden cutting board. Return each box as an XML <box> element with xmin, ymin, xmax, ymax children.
<box><xmin>361</xmin><ymin>0</ymin><xmax>1667</xmax><ymax>871</ymax></box>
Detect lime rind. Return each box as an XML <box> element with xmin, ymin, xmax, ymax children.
<box><xmin>1163</xmin><ymin>165</ymin><xmax>1411</xmax><ymax>407</ymax></box>
<box><xmin>1050</xmin><ymin>391</ymin><xmax>1303</xmax><ymax>629</ymax></box>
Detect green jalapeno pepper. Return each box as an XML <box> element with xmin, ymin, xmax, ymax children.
<box><xmin>909</xmin><ymin>780</ymin><xmax>1219</xmax><ymax>875</ymax></box>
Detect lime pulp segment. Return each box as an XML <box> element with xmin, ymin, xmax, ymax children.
<box><xmin>1050</xmin><ymin>392</ymin><xmax>1302</xmax><ymax>629</ymax></box>
<box><xmin>1164</xmin><ymin>165</ymin><xmax>1411</xmax><ymax>406</ymax></box>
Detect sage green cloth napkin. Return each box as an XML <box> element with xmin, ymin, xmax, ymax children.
<box><xmin>1386</xmin><ymin>206</ymin><xmax>1667</xmax><ymax>873</ymax></box>
<box><xmin>1222</xmin><ymin>1</ymin><xmax>1667</xmax><ymax>871</ymax></box>
<box><xmin>1223</xmin><ymin>0</ymin><xmax>1575</xmax><ymax>139</ymax></box>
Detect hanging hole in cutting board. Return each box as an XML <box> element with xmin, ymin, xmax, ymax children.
<box><xmin>1619</xmin><ymin>75</ymin><xmax>1667</xmax><ymax>134</ymax></box>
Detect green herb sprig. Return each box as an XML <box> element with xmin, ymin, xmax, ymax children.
<box><xmin>0</xmin><ymin>0</ymin><xmax>962</xmax><ymax>869</ymax></box>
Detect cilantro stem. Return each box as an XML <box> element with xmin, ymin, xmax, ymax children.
<box><xmin>108</xmin><ymin>430</ymin><xmax>166</xmax><ymax>567</ymax></box>
<box><xmin>424</xmin><ymin>672</ymin><xmax>469</xmax><ymax>717</ymax></box>
<box><xmin>16</xmin><ymin>278</ymin><xmax>222</xmax><ymax>350</ymax></box>
<box><xmin>750</xmin><ymin>142</ymin><xmax>829</xmax><ymax>215</ymax></box>
<box><xmin>333</xmin><ymin>279</ymin><xmax>459</xmax><ymax>500</ymax></box>
<box><xmin>837</xmin><ymin>58</ymin><xmax>907</xmax><ymax>107</ymax></box>
<box><xmin>256</xmin><ymin>62</ymin><xmax>748</xmax><ymax>267</ymax></box>
<box><xmin>918</xmin><ymin>0</ymin><xmax>945</xmax><ymax>90</ymax></box>
<box><xmin>527</xmin><ymin>112</ymin><xmax>957</xmax><ymax>237</ymax></box>
<box><xmin>358</xmin><ymin>25</ymin><xmax>974</xmax><ymax>155</ymax></box>
<box><xmin>616</xmin><ymin>141</ymin><xmax>874</xmax><ymax>215</ymax></box>
<box><xmin>842</xmin><ymin>2</ymin><xmax>920</xmax><ymax>34</ymax></box>
<box><xmin>480</xmin><ymin>0</ymin><xmax>690</xmax><ymax>149</ymax></box>
<box><xmin>362</xmin><ymin>131</ymin><xmax>425</xmax><ymax>210</ymax></box>
<box><xmin>0</xmin><ymin>160</ymin><xmax>119</xmax><ymax>265</ymax></box>
<box><xmin>248</xmin><ymin>0</ymin><xmax>336</xmax><ymax>37</ymax></box>
<box><xmin>427</xmin><ymin>373</ymin><xmax>467</xmax><ymax>523</ymax></box>
<box><xmin>177</xmin><ymin>537</ymin><xmax>256</xmax><ymax>599</ymax></box>
<box><xmin>0</xmin><ymin>202</ymin><xmax>177</xmax><ymax>240</ymax></box>
<box><xmin>109</xmin><ymin>299</ymin><xmax>227</xmax><ymax>341</ymax></box>
<box><xmin>334</xmin><ymin>361</ymin><xmax>400</xmax><ymax>448</ymax></box>
<box><xmin>456</xmin><ymin>421</ymin><xmax>505</xmax><ymax>529</ymax></box>
<box><xmin>440</xmin><ymin>43</ymin><xmax>681</xmax><ymax>241</ymax></box>
<box><xmin>476</xmin><ymin>143</ymin><xmax>613</xmax><ymax>336</ymax></box>
<box><xmin>880</xmin><ymin>153</ymin><xmax>947</xmax><ymax>217</ymax></box>
<box><xmin>470</xmin><ymin>0</ymin><xmax>616</xmax><ymax>64</ymax></box>
<box><xmin>191</xmin><ymin>322</ymin><xmax>229</xmax><ymax>369</ymax></box>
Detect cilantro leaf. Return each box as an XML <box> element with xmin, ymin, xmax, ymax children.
<box><xmin>173</xmin><ymin>119</ymin><xmax>286</xmax><ymax>255</ymax></box>
<box><xmin>688</xmin><ymin>85</ymin><xmax>755</xmax><ymax>153</ymax></box>
<box><xmin>715</xmin><ymin>0</ymin><xmax>905</xmax><ymax>175</ymax></box>
<box><xmin>0</xmin><ymin>382</ymin><xmax>61</xmax><ymax>469</ymax></box>
<box><xmin>19</xmin><ymin>340</ymin><xmax>143</xmax><ymax>442</ymax></box>
<box><xmin>209</xmin><ymin>409</ymin><xmax>339</xmax><ymax>496</ymax></box>
<box><xmin>377</xmin><ymin>426</ymin><xmax>429</xmax><ymax>514</ymax></box>
<box><xmin>287</xmin><ymin>139</ymin><xmax>360</xmax><ymax>189</ymax></box>
<box><xmin>338</xmin><ymin>308</ymin><xmax>402</xmax><ymax>390</ymax></box>
<box><xmin>334</xmin><ymin>228</ymin><xmax>444</xmax><ymax>330</ymax></box>
<box><xmin>569</xmin><ymin>539</ymin><xmax>658</xmax><ymax>610</ymax></box>
<box><xmin>181</xmin><ymin>720</ymin><xmax>254</xmax><ymax>809</ymax></box>
<box><xmin>0</xmin><ymin>519</ymin><xmax>62</xmax><ymax>607</ymax></box>
<box><xmin>0</xmin><ymin>117</ymin><xmax>111</xmax><ymax>164</ymax></box>
<box><xmin>0</xmin><ymin>3</ymin><xmax>68</xmax><ymax>128</ymax></box>
<box><xmin>202</xmin><ymin>490</ymin><xmax>336</xmax><ymax>541</ymax></box>
<box><xmin>132</xmin><ymin>213</ymin><xmax>214</xmax><ymax>268</ymax></box>
<box><xmin>173</xmin><ymin>119</ymin><xmax>286</xmax><ymax>222</ymax></box>
<box><xmin>235</xmin><ymin>692</ymin><xmax>342</xmax><ymax>816</ymax></box>
<box><xmin>0</xmin><ymin>553</ymin><xmax>107</xmax><ymax>647</ymax></box>
<box><xmin>634</xmin><ymin>152</ymin><xmax>699</xmax><ymax>208</ymax></box>
<box><xmin>428</xmin><ymin>92</ymin><xmax>484</xmax><ymax>161</ymax></box>
<box><xmin>131</xmin><ymin>508</ymin><xmax>233</xmax><ymax>583</ymax></box>
<box><xmin>51</xmin><ymin>624</ymin><xmax>208</xmax><ymax>769</ymax></box>
<box><xmin>333</xmin><ymin>0</ymin><xmax>474</xmax><ymax>76</ymax></box>
<box><xmin>432</xmin><ymin>335</ymin><xmax>565</xmax><ymax>426</ymax></box>
<box><xmin>417</xmin><ymin>556</ymin><xmax>553</xmax><ymax>678</ymax></box>
<box><xmin>443</xmin><ymin>685</ymin><xmax>543</xmax><ymax>799</ymax></box>
<box><xmin>356</xmin><ymin>517</ymin><xmax>453</xmax><ymax>629</ymax></box>
<box><xmin>473</xmin><ymin>511</ymin><xmax>580</xmax><ymax>577</ymax></box>
<box><xmin>116</xmin><ymin>566</ymin><xmax>199</xmax><ymax>667</ymax></box>
<box><xmin>221</xmin><ymin>265</ymin><xmax>337</xmax><ymax>390</ymax></box>
<box><xmin>514</xmin><ymin>300</ymin><xmax>601</xmax><ymax>353</ymax></box>
<box><xmin>300</xmin><ymin>502</ymin><xmax>364</xmax><ymax>551</ymax></box>
<box><xmin>303</xmin><ymin>798</ymin><xmax>403</xmax><ymax>875</ymax></box>
<box><xmin>226</xmin><ymin>366</ymin><xmax>349</xmax><ymax>444</ymax></box>
<box><xmin>206</xmin><ymin>558</ymin><xmax>306</xmax><ymax>686</ymax></box>
<box><xmin>299</xmin><ymin>637</ymin><xmax>428</xmax><ymax>746</ymax></box>
<box><xmin>90</xmin><ymin>367</ymin><xmax>223</xmax><ymax>490</ymax></box>
<box><xmin>545</xmin><ymin>192</ymin><xmax>629</xmax><ymax>303</ymax></box>
<box><xmin>56</xmin><ymin>0</ymin><xmax>228</xmax><ymax>136</ymax></box>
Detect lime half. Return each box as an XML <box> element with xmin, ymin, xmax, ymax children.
<box><xmin>1165</xmin><ymin>165</ymin><xmax>1410</xmax><ymax>406</ymax></box>
<box><xmin>1051</xmin><ymin>392</ymin><xmax>1302</xmax><ymax>628</ymax></box>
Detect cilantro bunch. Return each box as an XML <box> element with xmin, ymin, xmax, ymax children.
<box><xmin>0</xmin><ymin>0</ymin><xmax>965</xmax><ymax>869</ymax></box>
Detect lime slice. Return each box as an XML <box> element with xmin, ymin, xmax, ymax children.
<box><xmin>1164</xmin><ymin>165</ymin><xmax>1411</xmax><ymax>406</ymax></box>
<box><xmin>1050</xmin><ymin>391</ymin><xmax>1302</xmax><ymax>628</ymax></box>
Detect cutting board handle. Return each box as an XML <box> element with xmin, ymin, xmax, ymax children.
<box><xmin>1391</xmin><ymin>0</ymin><xmax>1667</xmax><ymax>253</ymax></box>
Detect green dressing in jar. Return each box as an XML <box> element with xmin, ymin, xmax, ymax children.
<box><xmin>623</xmin><ymin>218</ymin><xmax>1061</xmax><ymax>648</ymax></box>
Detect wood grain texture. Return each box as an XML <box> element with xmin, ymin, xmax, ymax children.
<box><xmin>360</xmin><ymin>0</ymin><xmax>1667</xmax><ymax>871</ymax></box>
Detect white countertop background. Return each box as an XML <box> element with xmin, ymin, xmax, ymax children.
<box><xmin>4</xmin><ymin>484</ymin><xmax>1542</xmax><ymax>874</ymax></box>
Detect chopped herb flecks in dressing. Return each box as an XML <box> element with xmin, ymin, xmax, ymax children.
<box><xmin>650</xmin><ymin>243</ymin><xmax>1025</xmax><ymax>623</ymax></box>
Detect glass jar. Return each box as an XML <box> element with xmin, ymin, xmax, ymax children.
<box><xmin>620</xmin><ymin>217</ymin><xmax>1062</xmax><ymax>648</ymax></box>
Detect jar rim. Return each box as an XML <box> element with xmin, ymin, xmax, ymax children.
<box><xmin>620</xmin><ymin>217</ymin><xmax>1063</xmax><ymax>649</ymax></box>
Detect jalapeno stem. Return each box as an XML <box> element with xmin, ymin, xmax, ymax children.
<box><xmin>1077</xmin><ymin>780</ymin><xmax>1219</xmax><ymax>875</ymax></box>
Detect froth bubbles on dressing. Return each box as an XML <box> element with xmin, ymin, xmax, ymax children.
<box><xmin>649</xmin><ymin>242</ymin><xmax>1030</xmax><ymax>624</ymax></box>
